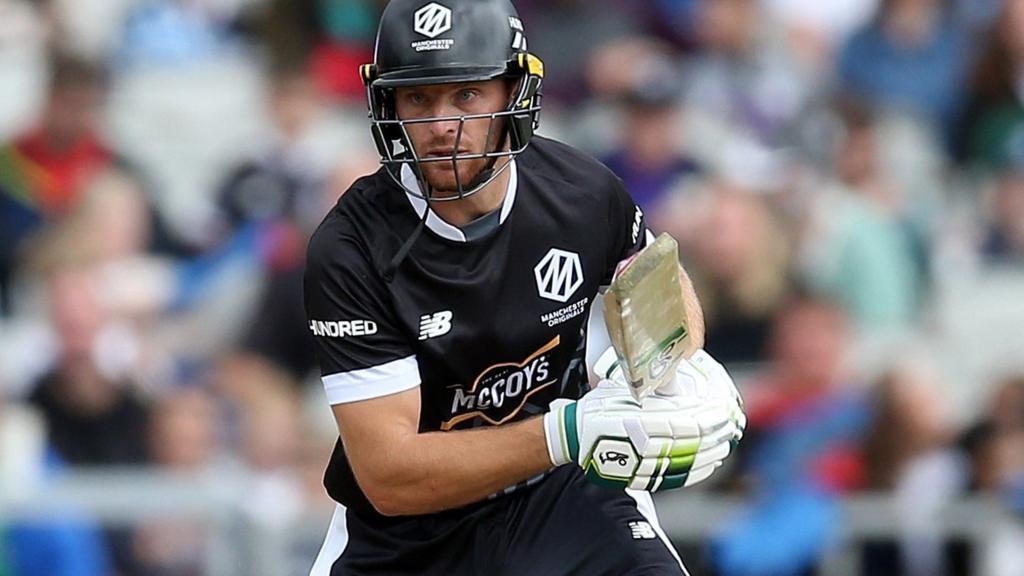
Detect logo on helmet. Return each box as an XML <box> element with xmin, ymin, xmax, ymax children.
<box><xmin>414</xmin><ymin>3</ymin><xmax>452</xmax><ymax>38</ymax></box>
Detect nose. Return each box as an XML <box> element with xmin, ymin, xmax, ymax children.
<box><xmin>425</xmin><ymin>100</ymin><xmax>460</xmax><ymax>138</ymax></box>
<box><xmin>426</xmin><ymin>114</ymin><xmax>459</xmax><ymax>140</ymax></box>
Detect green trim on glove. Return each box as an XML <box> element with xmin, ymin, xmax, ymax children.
<box><xmin>563</xmin><ymin>402</ymin><xmax>580</xmax><ymax>462</ymax></box>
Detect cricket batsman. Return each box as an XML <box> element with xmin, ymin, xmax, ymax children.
<box><xmin>304</xmin><ymin>0</ymin><xmax>746</xmax><ymax>573</ymax></box>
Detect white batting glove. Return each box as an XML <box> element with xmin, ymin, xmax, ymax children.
<box><xmin>545</xmin><ymin>348</ymin><xmax>745</xmax><ymax>491</ymax></box>
<box><xmin>682</xmin><ymin>350</ymin><xmax>747</xmax><ymax>443</ymax></box>
<box><xmin>597</xmin><ymin>345</ymin><xmax>747</xmax><ymax>443</ymax></box>
<box><xmin>543</xmin><ymin>370</ymin><xmax>742</xmax><ymax>491</ymax></box>
<box><xmin>643</xmin><ymin>350</ymin><xmax>746</xmax><ymax>488</ymax></box>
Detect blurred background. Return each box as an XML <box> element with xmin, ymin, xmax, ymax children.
<box><xmin>1</xmin><ymin>0</ymin><xmax>1023</xmax><ymax>575</ymax></box>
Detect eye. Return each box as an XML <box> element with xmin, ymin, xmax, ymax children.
<box><xmin>406</xmin><ymin>92</ymin><xmax>427</xmax><ymax>105</ymax></box>
<box><xmin>459</xmin><ymin>89</ymin><xmax>478</xmax><ymax>102</ymax></box>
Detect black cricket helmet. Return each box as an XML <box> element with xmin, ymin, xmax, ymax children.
<box><xmin>360</xmin><ymin>0</ymin><xmax>544</xmax><ymax>201</ymax></box>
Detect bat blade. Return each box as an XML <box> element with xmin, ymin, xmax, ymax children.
<box><xmin>603</xmin><ymin>233</ymin><xmax>690</xmax><ymax>401</ymax></box>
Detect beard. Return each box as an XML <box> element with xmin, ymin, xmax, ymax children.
<box><xmin>413</xmin><ymin>117</ymin><xmax>509</xmax><ymax>198</ymax></box>
<box><xmin>419</xmin><ymin>155</ymin><xmax>494</xmax><ymax>196</ymax></box>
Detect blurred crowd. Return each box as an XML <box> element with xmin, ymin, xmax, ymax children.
<box><xmin>0</xmin><ymin>0</ymin><xmax>1023</xmax><ymax>575</ymax></box>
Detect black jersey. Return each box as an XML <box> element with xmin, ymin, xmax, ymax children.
<box><xmin>303</xmin><ymin>136</ymin><xmax>648</xmax><ymax>516</ymax></box>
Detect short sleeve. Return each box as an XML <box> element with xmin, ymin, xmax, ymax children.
<box><xmin>303</xmin><ymin>222</ymin><xmax>419</xmax><ymax>405</ymax></box>
<box><xmin>602</xmin><ymin>176</ymin><xmax>650</xmax><ymax>285</ymax></box>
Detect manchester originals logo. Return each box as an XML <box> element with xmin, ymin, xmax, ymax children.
<box><xmin>413</xmin><ymin>3</ymin><xmax>452</xmax><ymax>38</ymax></box>
<box><xmin>441</xmin><ymin>336</ymin><xmax>560</xmax><ymax>430</ymax></box>
<box><xmin>534</xmin><ymin>248</ymin><xmax>584</xmax><ymax>303</ymax></box>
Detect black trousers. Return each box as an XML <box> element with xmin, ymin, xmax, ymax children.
<box><xmin>311</xmin><ymin>466</ymin><xmax>688</xmax><ymax>576</ymax></box>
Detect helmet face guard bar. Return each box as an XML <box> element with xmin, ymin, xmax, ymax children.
<box><xmin>361</xmin><ymin>54</ymin><xmax>544</xmax><ymax>202</ymax></box>
<box><xmin>369</xmin><ymin>105</ymin><xmax>539</xmax><ymax>202</ymax></box>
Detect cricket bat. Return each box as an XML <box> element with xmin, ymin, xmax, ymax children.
<box><xmin>603</xmin><ymin>233</ymin><xmax>691</xmax><ymax>400</ymax></box>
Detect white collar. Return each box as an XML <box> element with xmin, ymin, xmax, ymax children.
<box><xmin>399</xmin><ymin>159</ymin><xmax>518</xmax><ymax>243</ymax></box>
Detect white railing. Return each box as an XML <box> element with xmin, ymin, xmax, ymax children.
<box><xmin>1</xmin><ymin>470</ymin><xmax>1013</xmax><ymax>576</ymax></box>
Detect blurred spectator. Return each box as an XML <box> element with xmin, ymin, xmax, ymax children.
<box><xmin>21</xmin><ymin>268</ymin><xmax>144</xmax><ymax>576</ymax></box>
<box><xmin>960</xmin><ymin>376</ymin><xmax>1024</xmax><ymax>576</ymax></box>
<box><xmin>257</xmin><ymin>0</ymin><xmax>320</xmax><ymax>63</ymax></box>
<box><xmin>117</xmin><ymin>0</ymin><xmax>252</xmax><ymax>69</ymax></box>
<box><xmin>674</xmin><ymin>183</ymin><xmax>792</xmax><ymax>364</ymax></box>
<box><xmin>0</xmin><ymin>53</ymin><xmax>109</xmax><ymax>218</ymax></box>
<box><xmin>256</xmin><ymin>0</ymin><xmax>379</xmax><ymax>102</ymax></box>
<box><xmin>682</xmin><ymin>0</ymin><xmax>815</xmax><ymax>156</ymax></box>
<box><xmin>238</xmin><ymin>375</ymin><xmax>305</xmax><ymax>528</ymax></box>
<box><xmin>838</xmin><ymin>0</ymin><xmax>971</xmax><ymax>144</ymax></box>
<box><xmin>32</xmin><ymin>167</ymin><xmax>179</xmax><ymax>319</ymax></box>
<box><xmin>800</xmin><ymin>100</ymin><xmax>925</xmax><ymax>330</ymax></box>
<box><xmin>216</xmin><ymin>62</ymin><xmax>372</xmax><ymax>380</ymax></box>
<box><xmin>147</xmin><ymin>388</ymin><xmax>218</xmax><ymax>472</ymax></box>
<box><xmin>310</xmin><ymin>0</ymin><xmax>379</xmax><ymax>101</ymax></box>
<box><xmin>2</xmin><ymin>384</ymin><xmax>114</xmax><ymax>576</ymax></box>
<box><xmin>3</xmin><ymin>167</ymin><xmax>180</xmax><ymax>393</ymax></box>
<box><xmin>595</xmin><ymin>43</ymin><xmax>702</xmax><ymax>213</ymax></box>
<box><xmin>7</xmin><ymin>473</ymin><xmax>114</xmax><ymax>576</ymax></box>
<box><xmin>980</xmin><ymin>171</ymin><xmax>1024</xmax><ymax>264</ymax></box>
<box><xmin>133</xmin><ymin>388</ymin><xmax>218</xmax><ymax>576</ymax></box>
<box><xmin>961</xmin><ymin>0</ymin><xmax>1024</xmax><ymax>166</ymax></box>
<box><xmin>764</xmin><ymin>0</ymin><xmax>879</xmax><ymax>70</ymax></box>
<box><xmin>15</xmin><ymin>163</ymin><xmax>296</xmax><ymax>385</ymax></box>
<box><xmin>214</xmin><ymin>62</ymin><xmax>342</xmax><ymax>242</ymax></box>
<box><xmin>27</xmin><ymin>264</ymin><xmax>150</xmax><ymax>467</ymax></box>
<box><xmin>523</xmin><ymin>0</ymin><xmax>641</xmax><ymax>105</ymax></box>
<box><xmin>710</xmin><ymin>295</ymin><xmax>870</xmax><ymax>576</ymax></box>
<box><xmin>0</xmin><ymin>52</ymin><xmax>112</xmax><ymax>315</ymax></box>
<box><xmin>615</xmin><ymin>0</ymin><xmax>702</xmax><ymax>48</ymax></box>
<box><xmin>861</xmin><ymin>363</ymin><xmax>968</xmax><ymax>576</ymax></box>
<box><xmin>213</xmin><ymin>357</ymin><xmax>307</xmax><ymax>531</ymax></box>
<box><xmin>963</xmin><ymin>376</ymin><xmax>1024</xmax><ymax>491</ymax></box>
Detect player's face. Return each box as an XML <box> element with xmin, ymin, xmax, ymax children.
<box><xmin>394</xmin><ymin>79</ymin><xmax>511</xmax><ymax>195</ymax></box>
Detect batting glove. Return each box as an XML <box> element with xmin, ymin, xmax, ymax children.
<box><xmin>596</xmin><ymin>345</ymin><xmax>747</xmax><ymax>447</ymax></box>
<box><xmin>543</xmin><ymin>354</ymin><xmax>743</xmax><ymax>491</ymax></box>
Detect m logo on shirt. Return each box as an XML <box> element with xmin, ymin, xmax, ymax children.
<box><xmin>534</xmin><ymin>248</ymin><xmax>583</xmax><ymax>303</ymax></box>
<box><xmin>418</xmin><ymin>310</ymin><xmax>453</xmax><ymax>340</ymax></box>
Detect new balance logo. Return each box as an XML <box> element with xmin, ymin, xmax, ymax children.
<box><xmin>418</xmin><ymin>311</ymin><xmax>453</xmax><ymax>340</ymax></box>
<box><xmin>534</xmin><ymin>248</ymin><xmax>583</xmax><ymax>303</ymax></box>
<box><xmin>413</xmin><ymin>3</ymin><xmax>452</xmax><ymax>38</ymax></box>
<box><xmin>628</xmin><ymin>521</ymin><xmax>657</xmax><ymax>540</ymax></box>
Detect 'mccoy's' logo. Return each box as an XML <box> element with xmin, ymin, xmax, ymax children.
<box><xmin>441</xmin><ymin>336</ymin><xmax>560</xmax><ymax>430</ymax></box>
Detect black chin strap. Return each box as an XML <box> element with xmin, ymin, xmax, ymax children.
<box><xmin>383</xmin><ymin>205</ymin><xmax>429</xmax><ymax>283</ymax></box>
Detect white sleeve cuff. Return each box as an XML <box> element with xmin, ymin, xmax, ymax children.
<box><xmin>321</xmin><ymin>356</ymin><xmax>421</xmax><ymax>405</ymax></box>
